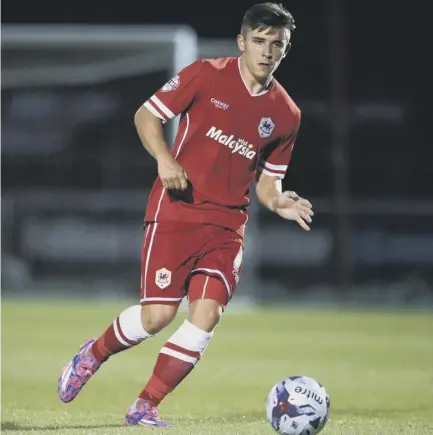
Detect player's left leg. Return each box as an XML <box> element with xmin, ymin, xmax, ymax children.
<box><xmin>125</xmin><ymin>276</ymin><xmax>225</xmax><ymax>427</ymax></box>
<box><xmin>126</xmin><ymin>228</ymin><xmax>242</xmax><ymax>426</ymax></box>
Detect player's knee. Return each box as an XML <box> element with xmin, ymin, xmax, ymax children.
<box><xmin>188</xmin><ymin>298</ymin><xmax>223</xmax><ymax>333</ymax></box>
<box><xmin>140</xmin><ymin>304</ymin><xmax>178</xmax><ymax>335</ymax></box>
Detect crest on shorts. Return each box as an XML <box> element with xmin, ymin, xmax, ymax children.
<box><xmin>155</xmin><ymin>268</ymin><xmax>171</xmax><ymax>289</ymax></box>
<box><xmin>258</xmin><ymin>117</ymin><xmax>275</xmax><ymax>138</ymax></box>
<box><xmin>161</xmin><ymin>75</ymin><xmax>180</xmax><ymax>92</ymax></box>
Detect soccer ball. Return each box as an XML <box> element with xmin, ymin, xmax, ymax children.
<box><xmin>266</xmin><ymin>376</ymin><xmax>330</xmax><ymax>435</ymax></box>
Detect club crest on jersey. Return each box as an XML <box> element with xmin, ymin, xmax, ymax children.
<box><xmin>161</xmin><ymin>75</ymin><xmax>180</xmax><ymax>92</ymax></box>
<box><xmin>155</xmin><ymin>268</ymin><xmax>171</xmax><ymax>289</ymax></box>
<box><xmin>258</xmin><ymin>117</ymin><xmax>275</xmax><ymax>138</ymax></box>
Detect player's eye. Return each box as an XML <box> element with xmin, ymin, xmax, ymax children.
<box><xmin>253</xmin><ymin>38</ymin><xmax>264</xmax><ymax>45</ymax></box>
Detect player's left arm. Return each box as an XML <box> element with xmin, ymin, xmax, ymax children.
<box><xmin>255</xmin><ymin>112</ymin><xmax>313</xmax><ymax>231</ymax></box>
<box><xmin>256</xmin><ymin>173</ymin><xmax>313</xmax><ymax>231</ymax></box>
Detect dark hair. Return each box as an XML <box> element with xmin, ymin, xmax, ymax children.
<box><xmin>241</xmin><ymin>2</ymin><xmax>296</xmax><ymax>33</ymax></box>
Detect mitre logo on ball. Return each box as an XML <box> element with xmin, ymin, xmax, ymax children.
<box><xmin>155</xmin><ymin>268</ymin><xmax>171</xmax><ymax>289</ymax></box>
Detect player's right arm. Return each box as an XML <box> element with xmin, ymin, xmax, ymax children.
<box><xmin>134</xmin><ymin>107</ymin><xmax>188</xmax><ymax>190</ymax></box>
<box><xmin>134</xmin><ymin>59</ymin><xmax>203</xmax><ymax>190</ymax></box>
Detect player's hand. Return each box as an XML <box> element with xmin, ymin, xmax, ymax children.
<box><xmin>157</xmin><ymin>153</ymin><xmax>188</xmax><ymax>190</ymax></box>
<box><xmin>274</xmin><ymin>191</ymin><xmax>314</xmax><ymax>231</ymax></box>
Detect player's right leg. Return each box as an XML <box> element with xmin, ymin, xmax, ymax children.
<box><xmin>57</xmin><ymin>303</ymin><xmax>177</xmax><ymax>403</ymax></box>
<box><xmin>57</xmin><ymin>222</ymin><xmax>184</xmax><ymax>404</ymax></box>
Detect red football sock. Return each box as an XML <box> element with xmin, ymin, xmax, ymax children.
<box><xmin>139</xmin><ymin>320</ymin><xmax>213</xmax><ymax>406</ymax></box>
<box><xmin>91</xmin><ymin>305</ymin><xmax>152</xmax><ymax>363</ymax></box>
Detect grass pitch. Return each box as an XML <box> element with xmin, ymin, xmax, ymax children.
<box><xmin>2</xmin><ymin>300</ymin><xmax>433</xmax><ymax>435</ymax></box>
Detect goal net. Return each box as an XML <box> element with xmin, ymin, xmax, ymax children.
<box><xmin>2</xmin><ymin>24</ymin><xmax>199</xmax><ymax>144</ymax></box>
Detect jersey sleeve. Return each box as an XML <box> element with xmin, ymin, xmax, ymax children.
<box><xmin>143</xmin><ymin>60</ymin><xmax>203</xmax><ymax>123</ymax></box>
<box><xmin>257</xmin><ymin>112</ymin><xmax>301</xmax><ymax>180</ymax></box>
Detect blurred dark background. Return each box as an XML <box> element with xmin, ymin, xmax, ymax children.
<box><xmin>2</xmin><ymin>0</ymin><xmax>432</xmax><ymax>307</ymax></box>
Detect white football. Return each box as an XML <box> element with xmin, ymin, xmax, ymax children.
<box><xmin>266</xmin><ymin>376</ymin><xmax>330</xmax><ymax>435</ymax></box>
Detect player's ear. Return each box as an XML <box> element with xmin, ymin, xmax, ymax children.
<box><xmin>237</xmin><ymin>34</ymin><xmax>245</xmax><ymax>53</ymax></box>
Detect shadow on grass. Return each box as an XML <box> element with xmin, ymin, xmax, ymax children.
<box><xmin>1</xmin><ymin>421</ymin><xmax>126</xmax><ymax>432</ymax></box>
<box><xmin>171</xmin><ymin>410</ymin><xmax>267</xmax><ymax>424</ymax></box>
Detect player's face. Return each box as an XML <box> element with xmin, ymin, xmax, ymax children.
<box><xmin>238</xmin><ymin>27</ymin><xmax>290</xmax><ymax>82</ymax></box>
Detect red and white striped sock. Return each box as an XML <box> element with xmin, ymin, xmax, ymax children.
<box><xmin>139</xmin><ymin>320</ymin><xmax>214</xmax><ymax>406</ymax></box>
<box><xmin>91</xmin><ymin>305</ymin><xmax>152</xmax><ymax>363</ymax></box>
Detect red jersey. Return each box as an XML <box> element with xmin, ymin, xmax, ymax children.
<box><xmin>142</xmin><ymin>57</ymin><xmax>301</xmax><ymax>236</ymax></box>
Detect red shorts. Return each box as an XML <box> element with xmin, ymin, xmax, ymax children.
<box><xmin>140</xmin><ymin>222</ymin><xmax>243</xmax><ymax>308</ymax></box>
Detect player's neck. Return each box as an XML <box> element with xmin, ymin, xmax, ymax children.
<box><xmin>238</xmin><ymin>56</ymin><xmax>272</xmax><ymax>96</ymax></box>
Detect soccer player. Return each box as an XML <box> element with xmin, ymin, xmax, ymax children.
<box><xmin>57</xmin><ymin>2</ymin><xmax>314</xmax><ymax>427</ymax></box>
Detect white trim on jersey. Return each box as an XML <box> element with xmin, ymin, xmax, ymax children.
<box><xmin>143</xmin><ymin>101</ymin><xmax>166</xmax><ymax>123</ymax></box>
<box><xmin>150</xmin><ymin>95</ymin><xmax>176</xmax><ymax>119</ymax></box>
<box><xmin>174</xmin><ymin>113</ymin><xmax>190</xmax><ymax>159</ymax></box>
<box><xmin>142</xmin><ymin>95</ymin><xmax>176</xmax><ymax>123</ymax></box>
<box><xmin>260</xmin><ymin>162</ymin><xmax>288</xmax><ymax>179</ymax></box>
<box><xmin>264</xmin><ymin>162</ymin><xmax>288</xmax><ymax>172</ymax></box>
<box><xmin>261</xmin><ymin>169</ymin><xmax>285</xmax><ymax>179</ymax></box>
